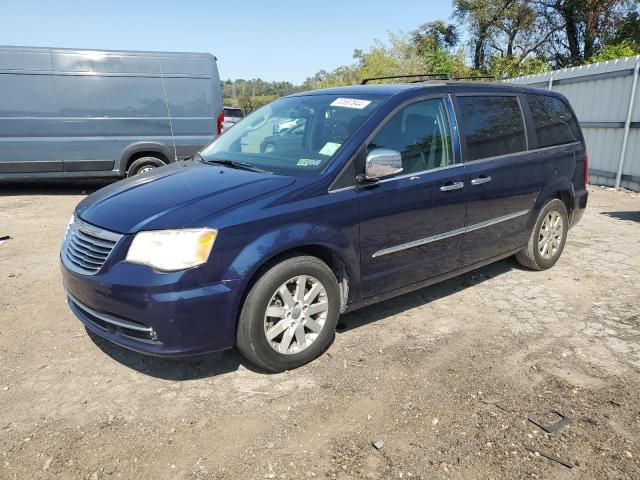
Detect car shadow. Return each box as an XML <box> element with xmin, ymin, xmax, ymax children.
<box><xmin>87</xmin><ymin>329</ymin><xmax>267</xmax><ymax>380</ymax></box>
<box><xmin>602</xmin><ymin>211</ymin><xmax>640</xmax><ymax>223</ymax></box>
<box><xmin>0</xmin><ymin>180</ymin><xmax>113</xmax><ymax>196</ymax></box>
<box><xmin>87</xmin><ymin>256</ymin><xmax>519</xmax><ymax>380</ymax></box>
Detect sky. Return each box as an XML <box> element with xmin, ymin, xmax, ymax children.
<box><xmin>1</xmin><ymin>0</ymin><xmax>453</xmax><ymax>84</ymax></box>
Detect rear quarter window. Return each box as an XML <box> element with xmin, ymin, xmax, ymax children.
<box><xmin>457</xmin><ymin>95</ymin><xmax>527</xmax><ymax>161</ymax></box>
<box><xmin>527</xmin><ymin>94</ymin><xmax>580</xmax><ymax>148</ymax></box>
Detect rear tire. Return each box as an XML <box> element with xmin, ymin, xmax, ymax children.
<box><xmin>126</xmin><ymin>156</ymin><xmax>166</xmax><ymax>177</ymax></box>
<box><xmin>236</xmin><ymin>256</ymin><xmax>340</xmax><ymax>372</ymax></box>
<box><xmin>516</xmin><ymin>199</ymin><xmax>569</xmax><ymax>270</ymax></box>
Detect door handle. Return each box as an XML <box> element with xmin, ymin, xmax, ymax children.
<box><xmin>440</xmin><ymin>181</ymin><xmax>464</xmax><ymax>192</ymax></box>
<box><xmin>471</xmin><ymin>176</ymin><xmax>492</xmax><ymax>186</ymax></box>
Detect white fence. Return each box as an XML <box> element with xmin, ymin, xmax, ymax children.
<box><xmin>508</xmin><ymin>56</ymin><xmax>640</xmax><ymax>191</ymax></box>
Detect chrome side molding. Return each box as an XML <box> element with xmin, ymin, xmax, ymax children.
<box><xmin>372</xmin><ymin>209</ymin><xmax>530</xmax><ymax>258</ymax></box>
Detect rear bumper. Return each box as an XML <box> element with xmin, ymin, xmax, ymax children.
<box><xmin>61</xmin><ymin>260</ymin><xmax>243</xmax><ymax>357</ymax></box>
<box><xmin>570</xmin><ymin>188</ymin><xmax>588</xmax><ymax>227</ymax></box>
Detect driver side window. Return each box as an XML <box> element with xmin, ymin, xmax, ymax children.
<box><xmin>369</xmin><ymin>98</ymin><xmax>453</xmax><ymax>176</ymax></box>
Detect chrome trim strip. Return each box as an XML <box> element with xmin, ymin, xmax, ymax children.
<box><xmin>74</xmin><ymin>217</ymin><xmax>122</xmax><ymax>242</ymax></box>
<box><xmin>464</xmin><ymin>209</ymin><xmax>530</xmax><ymax>233</ymax></box>
<box><xmin>372</xmin><ymin>209</ymin><xmax>530</xmax><ymax>258</ymax></box>
<box><xmin>68</xmin><ymin>293</ymin><xmax>153</xmax><ymax>333</ymax></box>
<box><xmin>372</xmin><ymin>225</ymin><xmax>466</xmax><ymax>258</ymax></box>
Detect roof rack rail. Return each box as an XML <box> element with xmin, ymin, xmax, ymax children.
<box><xmin>453</xmin><ymin>75</ymin><xmax>496</xmax><ymax>81</ymax></box>
<box><xmin>360</xmin><ymin>73</ymin><xmax>497</xmax><ymax>85</ymax></box>
<box><xmin>361</xmin><ymin>73</ymin><xmax>452</xmax><ymax>85</ymax></box>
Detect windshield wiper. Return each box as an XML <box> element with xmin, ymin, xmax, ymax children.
<box><xmin>201</xmin><ymin>157</ymin><xmax>271</xmax><ymax>174</ymax></box>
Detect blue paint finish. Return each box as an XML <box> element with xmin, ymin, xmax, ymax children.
<box><xmin>61</xmin><ymin>81</ymin><xmax>589</xmax><ymax>357</ymax></box>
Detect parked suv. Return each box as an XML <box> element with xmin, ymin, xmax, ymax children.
<box><xmin>61</xmin><ymin>78</ymin><xmax>588</xmax><ymax>371</ymax></box>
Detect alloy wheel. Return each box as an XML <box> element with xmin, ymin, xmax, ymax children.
<box><xmin>538</xmin><ymin>210</ymin><xmax>564</xmax><ymax>259</ymax></box>
<box><xmin>263</xmin><ymin>275</ymin><xmax>329</xmax><ymax>355</ymax></box>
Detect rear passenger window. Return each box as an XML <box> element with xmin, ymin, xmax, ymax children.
<box><xmin>368</xmin><ymin>98</ymin><xmax>453</xmax><ymax>176</ymax></box>
<box><xmin>527</xmin><ymin>95</ymin><xmax>580</xmax><ymax>148</ymax></box>
<box><xmin>457</xmin><ymin>96</ymin><xmax>527</xmax><ymax>161</ymax></box>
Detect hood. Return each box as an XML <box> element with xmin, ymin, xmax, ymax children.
<box><xmin>76</xmin><ymin>161</ymin><xmax>295</xmax><ymax>234</ymax></box>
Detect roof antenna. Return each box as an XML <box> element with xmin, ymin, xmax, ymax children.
<box><xmin>159</xmin><ymin>63</ymin><xmax>178</xmax><ymax>162</ymax></box>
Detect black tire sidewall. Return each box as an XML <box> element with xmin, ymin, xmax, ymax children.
<box><xmin>237</xmin><ymin>257</ymin><xmax>340</xmax><ymax>372</ymax></box>
<box><xmin>531</xmin><ymin>199</ymin><xmax>569</xmax><ymax>269</ymax></box>
<box><xmin>127</xmin><ymin>157</ymin><xmax>166</xmax><ymax>177</ymax></box>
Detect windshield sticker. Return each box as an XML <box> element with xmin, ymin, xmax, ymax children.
<box><xmin>297</xmin><ymin>158</ymin><xmax>322</xmax><ymax>167</ymax></box>
<box><xmin>330</xmin><ymin>98</ymin><xmax>372</xmax><ymax>109</ymax></box>
<box><xmin>319</xmin><ymin>142</ymin><xmax>341</xmax><ymax>156</ymax></box>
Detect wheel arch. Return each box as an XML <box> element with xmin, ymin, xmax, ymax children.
<box><xmin>118</xmin><ymin>142</ymin><xmax>173</xmax><ymax>175</ymax></box>
<box><xmin>240</xmin><ymin>244</ymin><xmax>354</xmax><ymax>316</ymax></box>
<box><xmin>532</xmin><ymin>178</ymin><xmax>575</xmax><ymax>228</ymax></box>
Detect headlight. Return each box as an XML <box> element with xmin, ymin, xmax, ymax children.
<box><xmin>126</xmin><ymin>229</ymin><xmax>217</xmax><ymax>271</ymax></box>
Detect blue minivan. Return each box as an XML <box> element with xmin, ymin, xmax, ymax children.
<box><xmin>61</xmin><ymin>77</ymin><xmax>588</xmax><ymax>371</ymax></box>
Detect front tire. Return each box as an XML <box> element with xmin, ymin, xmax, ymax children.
<box><xmin>516</xmin><ymin>199</ymin><xmax>569</xmax><ymax>270</ymax></box>
<box><xmin>236</xmin><ymin>256</ymin><xmax>340</xmax><ymax>372</ymax></box>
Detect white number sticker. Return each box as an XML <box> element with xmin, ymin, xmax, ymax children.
<box><xmin>330</xmin><ymin>98</ymin><xmax>372</xmax><ymax>109</ymax></box>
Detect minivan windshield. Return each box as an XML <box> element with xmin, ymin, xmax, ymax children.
<box><xmin>201</xmin><ymin>94</ymin><xmax>384</xmax><ymax>176</ymax></box>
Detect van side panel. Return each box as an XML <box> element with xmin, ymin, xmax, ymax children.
<box><xmin>0</xmin><ymin>46</ymin><xmax>221</xmax><ymax>179</ymax></box>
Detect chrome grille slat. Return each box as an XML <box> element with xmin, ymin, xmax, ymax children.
<box><xmin>68</xmin><ymin>239</ymin><xmax>109</xmax><ymax>261</ymax></box>
<box><xmin>66</xmin><ymin>249</ymin><xmax>104</xmax><ymax>268</ymax></box>
<box><xmin>62</xmin><ymin>217</ymin><xmax>123</xmax><ymax>275</ymax></box>
<box><xmin>74</xmin><ymin>230</ymin><xmax>117</xmax><ymax>249</ymax></box>
<box><xmin>70</xmin><ymin>234</ymin><xmax>112</xmax><ymax>253</ymax></box>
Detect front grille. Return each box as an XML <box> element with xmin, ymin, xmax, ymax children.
<box><xmin>62</xmin><ymin>217</ymin><xmax>122</xmax><ymax>275</ymax></box>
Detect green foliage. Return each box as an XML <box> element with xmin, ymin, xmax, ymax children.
<box><xmin>488</xmin><ymin>55</ymin><xmax>549</xmax><ymax>78</ymax></box>
<box><xmin>590</xmin><ymin>40</ymin><xmax>640</xmax><ymax>62</ymax></box>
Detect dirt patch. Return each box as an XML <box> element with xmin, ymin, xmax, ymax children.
<box><xmin>1</xmin><ymin>185</ymin><xmax>640</xmax><ymax>479</ymax></box>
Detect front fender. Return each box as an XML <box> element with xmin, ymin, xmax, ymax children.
<box><xmin>222</xmin><ymin>222</ymin><xmax>361</xmax><ymax>302</ymax></box>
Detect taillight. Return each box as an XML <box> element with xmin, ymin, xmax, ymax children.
<box><xmin>216</xmin><ymin>111</ymin><xmax>225</xmax><ymax>135</ymax></box>
<box><xmin>583</xmin><ymin>150</ymin><xmax>589</xmax><ymax>185</ymax></box>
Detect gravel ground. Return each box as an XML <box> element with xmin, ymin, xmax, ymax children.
<box><xmin>1</xmin><ymin>184</ymin><xmax>639</xmax><ymax>479</ymax></box>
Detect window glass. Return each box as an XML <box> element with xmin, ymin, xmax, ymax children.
<box><xmin>224</xmin><ymin>107</ymin><xmax>243</xmax><ymax>118</ymax></box>
<box><xmin>458</xmin><ymin>96</ymin><xmax>526</xmax><ymax>161</ymax></box>
<box><xmin>527</xmin><ymin>94</ymin><xmax>580</xmax><ymax>148</ymax></box>
<box><xmin>54</xmin><ymin>75</ymin><xmax>166</xmax><ymax>117</ymax></box>
<box><xmin>368</xmin><ymin>98</ymin><xmax>453</xmax><ymax>176</ymax></box>
<box><xmin>201</xmin><ymin>94</ymin><xmax>383</xmax><ymax>176</ymax></box>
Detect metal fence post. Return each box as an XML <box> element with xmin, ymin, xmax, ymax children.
<box><xmin>615</xmin><ymin>59</ymin><xmax>640</xmax><ymax>188</ymax></box>
<box><xmin>548</xmin><ymin>73</ymin><xmax>553</xmax><ymax>90</ymax></box>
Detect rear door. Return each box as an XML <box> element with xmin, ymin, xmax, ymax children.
<box><xmin>358</xmin><ymin>95</ymin><xmax>467</xmax><ymax>297</ymax></box>
<box><xmin>453</xmin><ymin>93</ymin><xmax>543</xmax><ymax>265</ymax></box>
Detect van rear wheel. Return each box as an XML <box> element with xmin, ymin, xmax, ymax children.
<box><xmin>236</xmin><ymin>256</ymin><xmax>340</xmax><ymax>372</ymax></box>
<box><xmin>516</xmin><ymin>199</ymin><xmax>568</xmax><ymax>270</ymax></box>
<box><xmin>126</xmin><ymin>156</ymin><xmax>166</xmax><ymax>177</ymax></box>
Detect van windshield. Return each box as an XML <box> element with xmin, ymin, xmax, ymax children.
<box><xmin>201</xmin><ymin>94</ymin><xmax>384</xmax><ymax>176</ymax></box>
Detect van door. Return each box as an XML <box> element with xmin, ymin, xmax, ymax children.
<box><xmin>0</xmin><ymin>72</ymin><xmax>63</xmax><ymax>174</ymax></box>
<box><xmin>453</xmin><ymin>93</ymin><xmax>543</xmax><ymax>265</ymax></box>
<box><xmin>358</xmin><ymin>96</ymin><xmax>466</xmax><ymax>297</ymax></box>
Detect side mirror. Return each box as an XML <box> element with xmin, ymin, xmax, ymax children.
<box><xmin>364</xmin><ymin>148</ymin><xmax>403</xmax><ymax>180</ymax></box>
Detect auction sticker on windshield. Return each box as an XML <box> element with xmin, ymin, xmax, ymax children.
<box><xmin>330</xmin><ymin>98</ymin><xmax>372</xmax><ymax>109</ymax></box>
<box><xmin>297</xmin><ymin>158</ymin><xmax>322</xmax><ymax>167</ymax></box>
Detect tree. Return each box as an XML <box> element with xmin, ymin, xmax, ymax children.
<box><xmin>534</xmin><ymin>0</ymin><xmax>636</xmax><ymax>66</ymax></box>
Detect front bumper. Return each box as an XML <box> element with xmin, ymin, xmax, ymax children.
<box><xmin>61</xmin><ymin>260</ymin><xmax>243</xmax><ymax>357</ymax></box>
